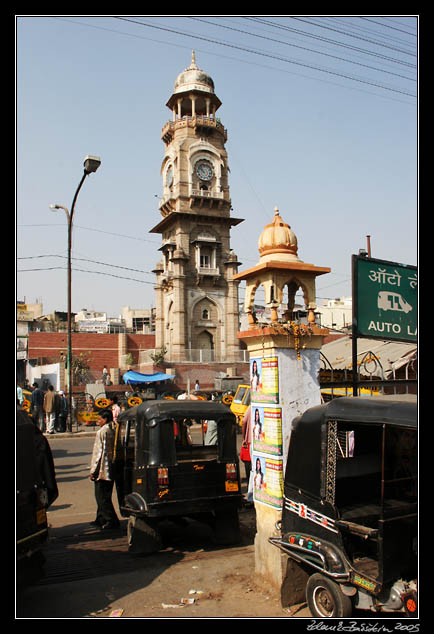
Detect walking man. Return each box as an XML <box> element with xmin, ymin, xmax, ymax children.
<box><xmin>43</xmin><ymin>385</ymin><xmax>57</xmax><ymax>435</ymax></box>
<box><xmin>89</xmin><ymin>410</ymin><xmax>120</xmax><ymax>530</ymax></box>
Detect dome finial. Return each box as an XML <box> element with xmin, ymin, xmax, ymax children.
<box><xmin>190</xmin><ymin>50</ymin><xmax>198</xmax><ymax>69</ymax></box>
<box><xmin>258</xmin><ymin>207</ymin><xmax>299</xmax><ymax>262</ymax></box>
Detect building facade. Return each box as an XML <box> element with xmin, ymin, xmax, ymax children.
<box><xmin>151</xmin><ymin>52</ymin><xmax>243</xmax><ymax>363</ymax></box>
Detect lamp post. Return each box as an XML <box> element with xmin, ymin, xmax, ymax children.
<box><xmin>50</xmin><ymin>155</ymin><xmax>101</xmax><ymax>431</ymax></box>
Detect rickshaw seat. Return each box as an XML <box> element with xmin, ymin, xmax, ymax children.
<box><xmin>338</xmin><ymin>502</ymin><xmax>381</xmax><ymax>531</ymax></box>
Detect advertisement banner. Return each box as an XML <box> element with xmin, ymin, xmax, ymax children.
<box><xmin>250</xmin><ymin>354</ymin><xmax>284</xmax><ymax>508</ymax></box>
<box><xmin>250</xmin><ymin>356</ymin><xmax>279</xmax><ymax>404</ymax></box>
<box><xmin>252</xmin><ymin>454</ymin><xmax>283</xmax><ymax>509</ymax></box>
<box><xmin>252</xmin><ymin>406</ymin><xmax>282</xmax><ymax>457</ymax></box>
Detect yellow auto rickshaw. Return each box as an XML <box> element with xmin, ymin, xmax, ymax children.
<box><xmin>229</xmin><ymin>384</ymin><xmax>251</xmax><ymax>427</ymax></box>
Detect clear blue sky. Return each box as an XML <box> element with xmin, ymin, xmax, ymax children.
<box><xmin>16</xmin><ymin>15</ymin><xmax>418</xmax><ymax>318</ymax></box>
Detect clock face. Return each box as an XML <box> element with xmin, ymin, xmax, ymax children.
<box><xmin>195</xmin><ymin>160</ymin><xmax>213</xmax><ymax>181</ymax></box>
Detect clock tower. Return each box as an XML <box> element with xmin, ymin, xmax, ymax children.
<box><xmin>151</xmin><ymin>52</ymin><xmax>243</xmax><ymax>363</ymax></box>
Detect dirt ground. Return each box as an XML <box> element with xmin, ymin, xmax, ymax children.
<box><xmin>17</xmin><ymin>506</ymin><xmax>310</xmax><ymax>619</ymax></box>
<box><xmin>85</xmin><ymin>507</ymin><xmax>310</xmax><ymax>620</ymax></box>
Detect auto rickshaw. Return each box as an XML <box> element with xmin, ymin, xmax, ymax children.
<box><xmin>269</xmin><ymin>395</ymin><xmax>417</xmax><ymax>618</ymax></box>
<box><xmin>116</xmin><ymin>400</ymin><xmax>243</xmax><ymax>553</ymax></box>
<box><xmin>230</xmin><ymin>384</ymin><xmax>251</xmax><ymax>426</ymax></box>
<box><xmin>16</xmin><ymin>408</ymin><xmax>58</xmax><ymax>585</ymax></box>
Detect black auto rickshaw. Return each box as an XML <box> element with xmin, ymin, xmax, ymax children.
<box><xmin>269</xmin><ymin>396</ymin><xmax>417</xmax><ymax>618</ymax></box>
<box><xmin>115</xmin><ymin>400</ymin><xmax>243</xmax><ymax>553</ymax></box>
<box><xmin>16</xmin><ymin>408</ymin><xmax>58</xmax><ymax>585</ymax></box>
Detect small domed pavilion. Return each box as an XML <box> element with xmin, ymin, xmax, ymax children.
<box><xmin>234</xmin><ymin>206</ymin><xmax>330</xmax><ymax>326</ymax></box>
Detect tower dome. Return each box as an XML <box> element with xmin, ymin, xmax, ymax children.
<box><xmin>173</xmin><ymin>51</ymin><xmax>215</xmax><ymax>95</ymax></box>
<box><xmin>258</xmin><ymin>206</ymin><xmax>299</xmax><ymax>263</ymax></box>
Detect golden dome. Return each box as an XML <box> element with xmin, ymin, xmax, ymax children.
<box><xmin>258</xmin><ymin>207</ymin><xmax>299</xmax><ymax>263</ymax></box>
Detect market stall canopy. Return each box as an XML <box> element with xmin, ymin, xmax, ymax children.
<box><xmin>321</xmin><ymin>336</ymin><xmax>417</xmax><ymax>378</ymax></box>
<box><xmin>123</xmin><ymin>370</ymin><xmax>175</xmax><ymax>385</ymax></box>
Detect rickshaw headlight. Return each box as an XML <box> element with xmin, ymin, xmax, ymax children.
<box><xmin>380</xmin><ymin>581</ymin><xmax>406</xmax><ymax>610</ymax></box>
<box><xmin>388</xmin><ymin>587</ymin><xmax>404</xmax><ymax>610</ymax></box>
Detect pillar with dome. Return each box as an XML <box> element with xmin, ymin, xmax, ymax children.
<box><xmin>234</xmin><ymin>206</ymin><xmax>331</xmax><ymax>589</ymax></box>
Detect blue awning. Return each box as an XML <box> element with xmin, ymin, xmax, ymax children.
<box><xmin>123</xmin><ymin>370</ymin><xmax>175</xmax><ymax>385</ymax></box>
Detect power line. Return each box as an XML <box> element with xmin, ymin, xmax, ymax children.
<box><xmin>188</xmin><ymin>16</ymin><xmax>415</xmax><ymax>82</ymax></box>
<box><xmin>359</xmin><ymin>17</ymin><xmax>418</xmax><ymax>38</ymax></box>
<box><xmin>246</xmin><ymin>17</ymin><xmax>416</xmax><ymax>68</ymax></box>
<box><xmin>50</xmin><ymin>16</ymin><xmax>416</xmax><ymax>104</ymax></box>
<box><xmin>18</xmin><ymin>254</ymin><xmax>154</xmax><ymax>275</ymax></box>
<box><xmin>289</xmin><ymin>16</ymin><xmax>416</xmax><ymax>57</ymax></box>
<box><xmin>113</xmin><ymin>17</ymin><xmax>416</xmax><ymax>98</ymax></box>
<box><xmin>18</xmin><ymin>259</ymin><xmax>351</xmax><ymax>303</ymax></box>
<box><xmin>317</xmin><ymin>16</ymin><xmax>417</xmax><ymax>47</ymax></box>
<box><xmin>18</xmin><ymin>222</ymin><xmax>161</xmax><ymax>245</ymax></box>
<box><xmin>17</xmin><ymin>264</ymin><xmax>156</xmax><ymax>285</ymax></box>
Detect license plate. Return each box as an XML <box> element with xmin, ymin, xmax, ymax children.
<box><xmin>225</xmin><ymin>481</ymin><xmax>239</xmax><ymax>492</ymax></box>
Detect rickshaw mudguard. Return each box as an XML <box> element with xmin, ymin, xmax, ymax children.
<box><xmin>269</xmin><ymin>521</ymin><xmax>350</xmax><ymax>581</ymax></box>
<box><xmin>123</xmin><ymin>492</ymin><xmax>148</xmax><ymax>513</ymax></box>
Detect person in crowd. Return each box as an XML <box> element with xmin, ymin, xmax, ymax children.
<box><xmin>43</xmin><ymin>385</ymin><xmax>57</xmax><ymax>435</ymax></box>
<box><xmin>30</xmin><ymin>382</ymin><xmax>45</xmax><ymax>431</ymax></box>
<box><xmin>89</xmin><ymin>409</ymin><xmax>120</xmax><ymax>530</ymax></box>
<box><xmin>102</xmin><ymin>365</ymin><xmax>109</xmax><ymax>385</ymax></box>
<box><xmin>109</xmin><ymin>395</ymin><xmax>121</xmax><ymax>424</ymax></box>
<box><xmin>109</xmin><ymin>396</ymin><xmax>126</xmax><ymax>516</ymax></box>
<box><xmin>204</xmin><ymin>419</ymin><xmax>218</xmax><ymax>445</ymax></box>
<box><xmin>241</xmin><ymin>405</ymin><xmax>252</xmax><ymax>487</ymax></box>
<box><xmin>56</xmin><ymin>391</ymin><xmax>68</xmax><ymax>433</ymax></box>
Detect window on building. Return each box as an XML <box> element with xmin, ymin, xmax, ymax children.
<box><xmin>200</xmin><ymin>254</ymin><xmax>210</xmax><ymax>268</ymax></box>
<box><xmin>199</xmin><ymin>245</ymin><xmax>213</xmax><ymax>268</ymax></box>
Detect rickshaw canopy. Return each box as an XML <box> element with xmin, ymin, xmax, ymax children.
<box><xmin>293</xmin><ymin>395</ymin><xmax>417</xmax><ymax>431</ymax></box>
<box><xmin>118</xmin><ymin>399</ymin><xmax>236</xmax><ymax>425</ymax></box>
<box><xmin>123</xmin><ymin>370</ymin><xmax>175</xmax><ymax>385</ymax></box>
<box><xmin>287</xmin><ymin>396</ymin><xmax>416</xmax><ymax>500</ymax></box>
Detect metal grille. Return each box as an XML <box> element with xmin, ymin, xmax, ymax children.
<box><xmin>325</xmin><ymin>421</ymin><xmax>337</xmax><ymax>505</ymax></box>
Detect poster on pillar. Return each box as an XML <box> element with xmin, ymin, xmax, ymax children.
<box><xmin>249</xmin><ymin>349</ymin><xmax>322</xmax><ymax>509</ymax></box>
<box><xmin>250</xmin><ymin>355</ymin><xmax>284</xmax><ymax>509</ymax></box>
<box><xmin>250</xmin><ymin>356</ymin><xmax>279</xmax><ymax>404</ymax></box>
<box><xmin>252</xmin><ymin>405</ymin><xmax>282</xmax><ymax>457</ymax></box>
<box><xmin>252</xmin><ymin>454</ymin><xmax>284</xmax><ymax>509</ymax></box>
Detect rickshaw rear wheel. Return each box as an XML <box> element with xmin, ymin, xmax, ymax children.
<box><xmin>306</xmin><ymin>573</ymin><xmax>352</xmax><ymax>618</ymax></box>
<box><xmin>127</xmin><ymin>516</ymin><xmax>162</xmax><ymax>555</ymax></box>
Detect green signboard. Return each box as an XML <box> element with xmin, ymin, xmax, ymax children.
<box><xmin>352</xmin><ymin>255</ymin><xmax>417</xmax><ymax>343</ymax></box>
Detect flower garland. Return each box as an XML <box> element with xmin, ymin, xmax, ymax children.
<box><xmin>282</xmin><ymin>322</ymin><xmax>313</xmax><ymax>360</ymax></box>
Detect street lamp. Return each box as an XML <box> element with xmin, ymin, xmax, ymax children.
<box><xmin>50</xmin><ymin>155</ymin><xmax>101</xmax><ymax>431</ymax></box>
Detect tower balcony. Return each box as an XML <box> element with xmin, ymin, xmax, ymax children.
<box><xmin>189</xmin><ymin>188</ymin><xmax>230</xmax><ymax>211</ymax></box>
<box><xmin>161</xmin><ymin>115</ymin><xmax>227</xmax><ymax>143</ymax></box>
<box><xmin>197</xmin><ymin>266</ymin><xmax>220</xmax><ymax>277</ymax></box>
<box><xmin>190</xmin><ymin>188</ymin><xmax>224</xmax><ymax>199</ymax></box>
